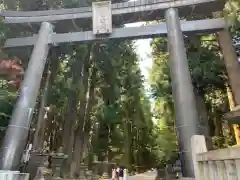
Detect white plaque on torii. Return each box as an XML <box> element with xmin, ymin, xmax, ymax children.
<box><xmin>92</xmin><ymin>1</ymin><xmax>112</xmax><ymax>35</ymax></box>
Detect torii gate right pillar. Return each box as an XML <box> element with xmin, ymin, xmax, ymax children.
<box><xmin>165</xmin><ymin>8</ymin><xmax>200</xmax><ymax>177</ymax></box>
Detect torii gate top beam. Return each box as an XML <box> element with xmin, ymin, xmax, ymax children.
<box><xmin>1</xmin><ymin>0</ymin><xmax>225</xmax><ymax>30</ymax></box>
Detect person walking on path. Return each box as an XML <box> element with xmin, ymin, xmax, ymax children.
<box><xmin>123</xmin><ymin>168</ymin><xmax>128</xmax><ymax>180</ymax></box>
<box><xmin>111</xmin><ymin>168</ymin><xmax>118</xmax><ymax>180</ymax></box>
<box><xmin>119</xmin><ymin>167</ymin><xmax>124</xmax><ymax>180</ymax></box>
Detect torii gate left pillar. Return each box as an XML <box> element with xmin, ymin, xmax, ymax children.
<box><xmin>0</xmin><ymin>22</ymin><xmax>53</xmax><ymax>170</ymax></box>
<box><xmin>165</xmin><ymin>8</ymin><xmax>200</xmax><ymax>177</ymax></box>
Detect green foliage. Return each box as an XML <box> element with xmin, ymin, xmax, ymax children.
<box><xmin>224</xmin><ymin>0</ymin><xmax>240</xmax><ymax>29</ymax></box>
<box><xmin>0</xmin><ymin>80</ymin><xmax>18</xmax><ymax>127</ymax></box>
<box><xmin>149</xmin><ymin>15</ymin><xmax>239</xmax><ymax>163</ymax></box>
<box><xmin>186</xmin><ymin>35</ymin><xmax>227</xmax><ymax>94</ymax></box>
<box><xmin>149</xmin><ymin>37</ymin><xmax>177</xmax><ymax>166</ymax></box>
<box><xmin>0</xmin><ymin>0</ymin><xmax>156</xmax><ymax>169</ymax></box>
<box><xmin>0</xmin><ymin>0</ymin><xmax>239</xmax><ymax>172</ymax></box>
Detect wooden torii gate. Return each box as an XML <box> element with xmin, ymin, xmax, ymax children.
<box><xmin>0</xmin><ymin>0</ymin><xmax>230</xmax><ymax>178</ymax></box>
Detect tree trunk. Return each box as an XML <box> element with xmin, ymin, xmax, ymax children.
<box><xmin>70</xmin><ymin>44</ymin><xmax>92</xmax><ymax>177</ymax></box>
<box><xmin>32</xmin><ymin>69</ymin><xmax>51</xmax><ymax>151</ymax></box>
<box><xmin>217</xmin><ymin>30</ymin><xmax>240</xmax><ymax>145</ymax></box>
<box><xmin>49</xmin><ymin>115</ymin><xmax>56</xmax><ymax>151</ymax></box>
<box><xmin>84</xmin><ymin>66</ymin><xmax>97</xmax><ymax>167</ymax></box>
<box><xmin>123</xmin><ymin>108</ymin><xmax>133</xmax><ymax>170</ymax></box>
<box><xmin>213</xmin><ymin>114</ymin><xmax>223</xmax><ymax>137</ymax></box>
<box><xmin>194</xmin><ymin>91</ymin><xmax>212</xmax><ymax>149</ymax></box>
<box><xmin>62</xmin><ymin>53</ymin><xmax>84</xmax><ymax>177</ymax></box>
<box><xmin>35</xmin><ymin>48</ymin><xmax>60</xmax><ymax>151</ymax></box>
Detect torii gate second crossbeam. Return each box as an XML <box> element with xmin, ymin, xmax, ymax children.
<box><xmin>5</xmin><ymin>18</ymin><xmax>227</xmax><ymax>47</ymax></box>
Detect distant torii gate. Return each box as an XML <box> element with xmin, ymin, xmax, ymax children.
<box><xmin>0</xmin><ymin>0</ymin><xmax>230</xmax><ymax>178</ymax></box>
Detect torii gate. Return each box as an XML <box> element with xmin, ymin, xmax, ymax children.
<box><xmin>0</xmin><ymin>0</ymin><xmax>230</xmax><ymax>178</ymax></box>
